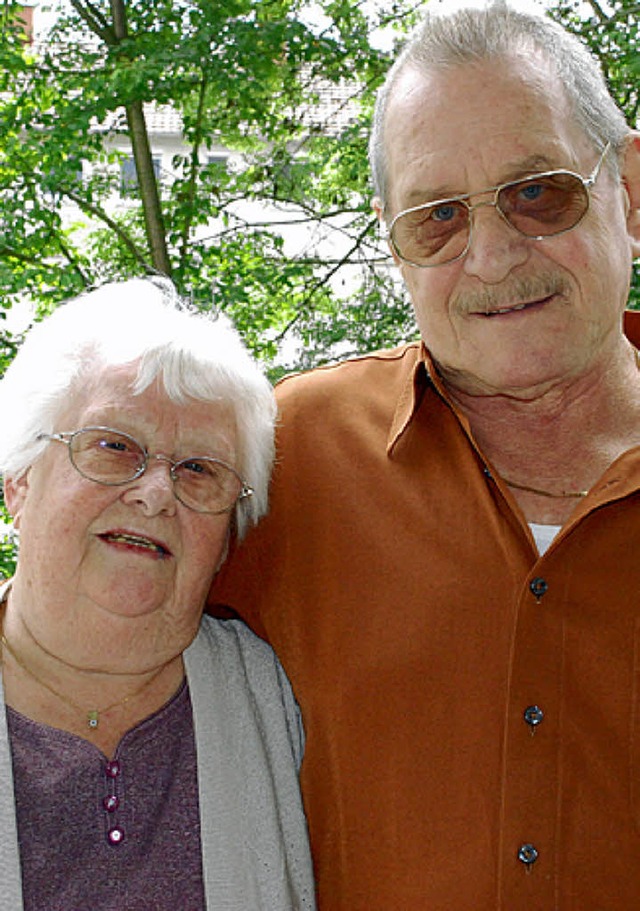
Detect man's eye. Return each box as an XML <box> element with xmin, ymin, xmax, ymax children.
<box><xmin>518</xmin><ymin>182</ymin><xmax>545</xmax><ymax>202</ymax></box>
<box><xmin>431</xmin><ymin>204</ymin><xmax>458</xmax><ymax>223</ymax></box>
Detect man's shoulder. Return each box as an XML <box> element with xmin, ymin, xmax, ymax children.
<box><xmin>276</xmin><ymin>342</ymin><xmax>422</xmax><ymax>403</ymax></box>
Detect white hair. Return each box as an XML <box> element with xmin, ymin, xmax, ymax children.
<box><xmin>0</xmin><ymin>277</ymin><xmax>276</xmax><ymax>539</ymax></box>
<box><xmin>370</xmin><ymin>0</ymin><xmax>630</xmax><ymax>211</ymax></box>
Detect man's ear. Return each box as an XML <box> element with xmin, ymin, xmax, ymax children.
<box><xmin>4</xmin><ymin>473</ymin><xmax>30</xmax><ymax>530</ymax></box>
<box><xmin>621</xmin><ymin>131</ymin><xmax>640</xmax><ymax>259</ymax></box>
<box><xmin>372</xmin><ymin>196</ymin><xmax>401</xmax><ymax>266</ymax></box>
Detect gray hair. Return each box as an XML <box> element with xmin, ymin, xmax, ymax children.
<box><xmin>0</xmin><ymin>277</ymin><xmax>276</xmax><ymax>540</ymax></box>
<box><xmin>370</xmin><ymin>0</ymin><xmax>630</xmax><ymax>211</ymax></box>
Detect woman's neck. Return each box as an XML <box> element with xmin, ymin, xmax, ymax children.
<box><xmin>0</xmin><ymin>590</ymin><xmax>186</xmax><ymax>757</ymax></box>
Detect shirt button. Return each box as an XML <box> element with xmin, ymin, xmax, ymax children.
<box><xmin>105</xmin><ymin>761</ymin><xmax>121</xmax><ymax>779</ymax></box>
<box><xmin>529</xmin><ymin>577</ymin><xmax>548</xmax><ymax>599</ymax></box>
<box><xmin>107</xmin><ymin>826</ymin><xmax>125</xmax><ymax>845</ymax></box>
<box><xmin>523</xmin><ymin>705</ymin><xmax>544</xmax><ymax>729</ymax></box>
<box><xmin>103</xmin><ymin>795</ymin><xmax>120</xmax><ymax>812</ymax></box>
<box><xmin>518</xmin><ymin>843</ymin><xmax>539</xmax><ymax>866</ymax></box>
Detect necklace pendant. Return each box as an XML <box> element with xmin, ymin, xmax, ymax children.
<box><xmin>87</xmin><ymin>710</ymin><xmax>99</xmax><ymax>729</ymax></box>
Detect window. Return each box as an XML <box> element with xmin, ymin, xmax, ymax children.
<box><xmin>119</xmin><ymin>155</ymin><xmax>162</xmax><ymax>196</ymax></box>
<box><xmin>207</xmin><ymin>155</ymin><xmax>228</xmax><ymax>178</ymax></box>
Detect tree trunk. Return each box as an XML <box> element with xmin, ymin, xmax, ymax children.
<box><xmin>110</xmin><ymin>0</ymin><xmax>172</xmax><ymax>276</ymax></box>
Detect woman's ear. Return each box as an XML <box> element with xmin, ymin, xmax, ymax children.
<box><xmin>4</xmin><ymin>473</ymin><xmax>30</xmax><ymax>529</ymax></box>
<box><xmin>621</xmin><ymin>131</ymin><xmax>640</xmax><ymax>259</ymax></box>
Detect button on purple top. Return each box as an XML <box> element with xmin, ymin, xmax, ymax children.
<box><xmin>102</xmin><ymin>794</ymin><xmax>119</xmax><ymax>813</ymax></box>
<box><xmin>105</xmin><ymin>759</ymin><xmax>121</xmax><ymax>778</ymax></box>
<box><xmin>107</xmin><ymin>826</ymin><xmax>125</xmax><ymax>845</ymax></box>
<box><xmin>7</xmin><ymin>681</ymin><xmax>206</xmax><ymax>910</ymax></box>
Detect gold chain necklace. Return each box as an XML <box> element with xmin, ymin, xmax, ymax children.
<box><xmin>498</xmin><ymin>347</ymin><xmax>640</xmax><ymax>501</ymax></box>
<box><xmin>0</xmin><ymin>631</ymin><xmax>166</xmax><ymax>730</ymax></box>
<box><xmin>501</xmin><ymin>476</ymin><xmax>588</xmax><ymax>499</ymax></box>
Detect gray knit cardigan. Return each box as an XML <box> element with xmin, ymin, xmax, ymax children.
<box><xmin>0</xmin><ymin>615</ymin><xmax>316</xmax><ymax>910</ymax></box>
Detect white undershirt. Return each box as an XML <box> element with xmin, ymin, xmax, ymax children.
<box><xmin>529</xmin><ymin>522</ymin><xmax>562</xmax><ymax>555</ymax></box>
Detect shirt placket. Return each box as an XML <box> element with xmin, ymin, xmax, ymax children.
<box><xmin>498</xmin><ymin>565</ymin><xmax>565</xmax><ymax>909</ymax></box>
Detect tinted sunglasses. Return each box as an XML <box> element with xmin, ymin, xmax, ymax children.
<box><xmin>388</xmin><ymin>143</ymin><xmax>610</xmax><ymax>268</ymax></box>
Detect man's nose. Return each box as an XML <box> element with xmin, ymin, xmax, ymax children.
<box><xmin>462</xmin><ymin>203</ymin><xmax>530</xmax><ymax>283</ymax></box>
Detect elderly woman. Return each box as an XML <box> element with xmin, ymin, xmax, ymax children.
<box><xmin>0</xmin><ymin>278</ymin><xmax>315</xmax><ymax>910</ymax></box>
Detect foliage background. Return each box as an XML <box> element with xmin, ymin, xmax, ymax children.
<box><xmin>0</xmin><ymin>0</ymin><xmax>638</xmax><ymax>574</ymax></box>
<box><xmin>0</xmin><ymin>0</ymin><xmax>426</xmax><ymax>381</ymax></box>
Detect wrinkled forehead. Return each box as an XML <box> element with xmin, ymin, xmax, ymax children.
<box><xmin>56</xmin><ymin>362</ymin><xmax>237</xmax><ymax>456</ymax></box>
<box><xmin>382</xmin><ymin>55</ymin><xmax>580</xmax><ymax>214</ymax></box>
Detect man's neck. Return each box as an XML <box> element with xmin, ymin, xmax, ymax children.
<box><xmin>441</xmin><ymin>343</ymin><xmax>640</xmax><ymax>524</ymax></box>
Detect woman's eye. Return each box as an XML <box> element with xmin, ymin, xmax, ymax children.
<box><xmin>99</xmin><ymin>439</ymin><xmax>129</xmax><ymax>452</ymax></box>
<box><xmin>182</xmin><ymin>460</ymin><xmax>207</xmax><ymax>475</ymax></box>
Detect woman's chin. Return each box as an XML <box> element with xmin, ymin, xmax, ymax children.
<box><xmin>96</xmin><ymin>588</ymin><xmax>172</xmax><ymax>620</ymax></box>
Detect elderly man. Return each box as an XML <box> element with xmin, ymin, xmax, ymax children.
<box><xmin>211</xmin><ymin>2</ymin><xmax>640</xmax><ymax>908</ymax></box>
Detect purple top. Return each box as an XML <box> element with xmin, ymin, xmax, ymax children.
<box><xmin>7</xmin><ymin>681</ymin><xmax>206</xmax><ymax>911</ymax></box>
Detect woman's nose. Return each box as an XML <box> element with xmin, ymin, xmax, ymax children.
<box><xmin>120</xmin><ymin>458</ymin><xmax>177</xmax><ymax>516</ymax></box>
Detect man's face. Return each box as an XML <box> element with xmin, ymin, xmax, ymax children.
<box><xmin>379</xmin><ymin>55</ymin><xmax>636</xmax><ymax>398</ymax></box>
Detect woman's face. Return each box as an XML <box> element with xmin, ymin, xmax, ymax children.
<box><xmin>4</xmin><ymin>363</ymin><xmax>238</xmax><ymax>672</ymax></box>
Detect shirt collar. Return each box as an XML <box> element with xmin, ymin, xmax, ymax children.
<box><xmin>387</xmin><ymin>344</ymin><xmax>436</xmax><ymax>455</ymax></box>
<box><xmin>385</xmin><ymin>309</ymin><xmax>640</xmax><ymax>456</ymax></box>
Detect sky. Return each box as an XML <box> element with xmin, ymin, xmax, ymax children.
<box><xmin>33</xmin><ymin>0</ymin><xmax>556</xmax><ymax>38</ymax></box>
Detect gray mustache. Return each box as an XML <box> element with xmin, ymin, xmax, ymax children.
<box><xmin>454</xmin><ymin>275</ymin><xmax>570</xmax><ymax>314</ymax></box>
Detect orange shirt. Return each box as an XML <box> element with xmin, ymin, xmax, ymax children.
<box><xmin>210</xmin><ymin>312</ymin><xmax>640</xmax><ymax>910</ymax></box>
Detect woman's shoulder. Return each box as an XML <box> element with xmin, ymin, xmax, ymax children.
<box><xmin>196</xmin><ymin>614</ymin><xmax>277</xmax><ymax>662</ymax></box>
<box><xmin>187</xmin><ymin>615</ymin><xmax>304</xmax><ymax>765</ymax></box>
<box><xmin>188</xmin><ymin>615</ymin><xmax>297</xmax><ymax>711</ymax></box>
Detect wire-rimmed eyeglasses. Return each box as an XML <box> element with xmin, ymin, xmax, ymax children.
<box><xmin>37</xmin><ymin>426</ymin><xmax>253</xmax><ymax>515</ymax></box>
<box><xmin>388</xmin><ymin>142</ymin><xmax>611</xmax><ymax>268</ymax></box>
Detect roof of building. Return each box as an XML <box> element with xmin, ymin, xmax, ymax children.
<box><xmin>102</xmin><ymin>85</ymin><xmax>359</xmax><ymax>139</ymax></box>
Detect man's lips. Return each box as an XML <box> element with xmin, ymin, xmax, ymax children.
<box><xmin>97</xmin><ymin>531</ymin><xmax>172</xmax><ymax>558</ymax></box>
<box><xmin>475</xmin><ymin>294</ymin><xmax>555</xmax><ymax>317</ymax></box>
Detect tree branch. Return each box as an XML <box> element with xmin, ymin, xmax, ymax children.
<box><xmin>124</xmin><ymin>99</ymin><xmax>172</xmax><ymax>275</ymax></box>
<box><xmin>54</xmin><ymin>234</ymin><xmax>92</xmax><ymax>284</ymax></box>
<box><xmin>101</xmin><ymin>0</ymin><xmax>171</xmax><ymax>275</ymax></box>
<box><xmin>274</xmin><ymin>215</ymin><xmax>379</xmax><ymax>342</ymax></box>
<box><xmin>64</xmin><ymin>188</ymin><xmax>153</xmax><ymax>270</ymax></box>
<box><xmin>68</xmin><ymin>0</ymin><xmax>117</xmax><ymax>45</ymax></box>
<box><xmin>178</xmin><ymin>73</ymin><xmax>209</xmax><ymax>273</ymax></box>
<box><xmin>583</xmin><ymin>0</ymin><xmax>609</xmax><ymax>22</ymax></box>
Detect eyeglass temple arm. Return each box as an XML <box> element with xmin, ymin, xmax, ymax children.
<box><xmin>586</xmin><ymin>141</ymin><xmax>611</xmax><ymax>187</ymax></box>
<box><xmin>36</xmin><ymin>432</ymin><xmax>71</xmax><ymax>443</ymax></box>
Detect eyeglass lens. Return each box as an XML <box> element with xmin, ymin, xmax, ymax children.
<box><xmin>68</xmin><ymin>428</ymin><xmax>243</xmax><ymax>513</ymax></box>
<box><xmin>391</xmin><ymin>171</ymin><xmax>590</xmax><ymax>267</ymax></box>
